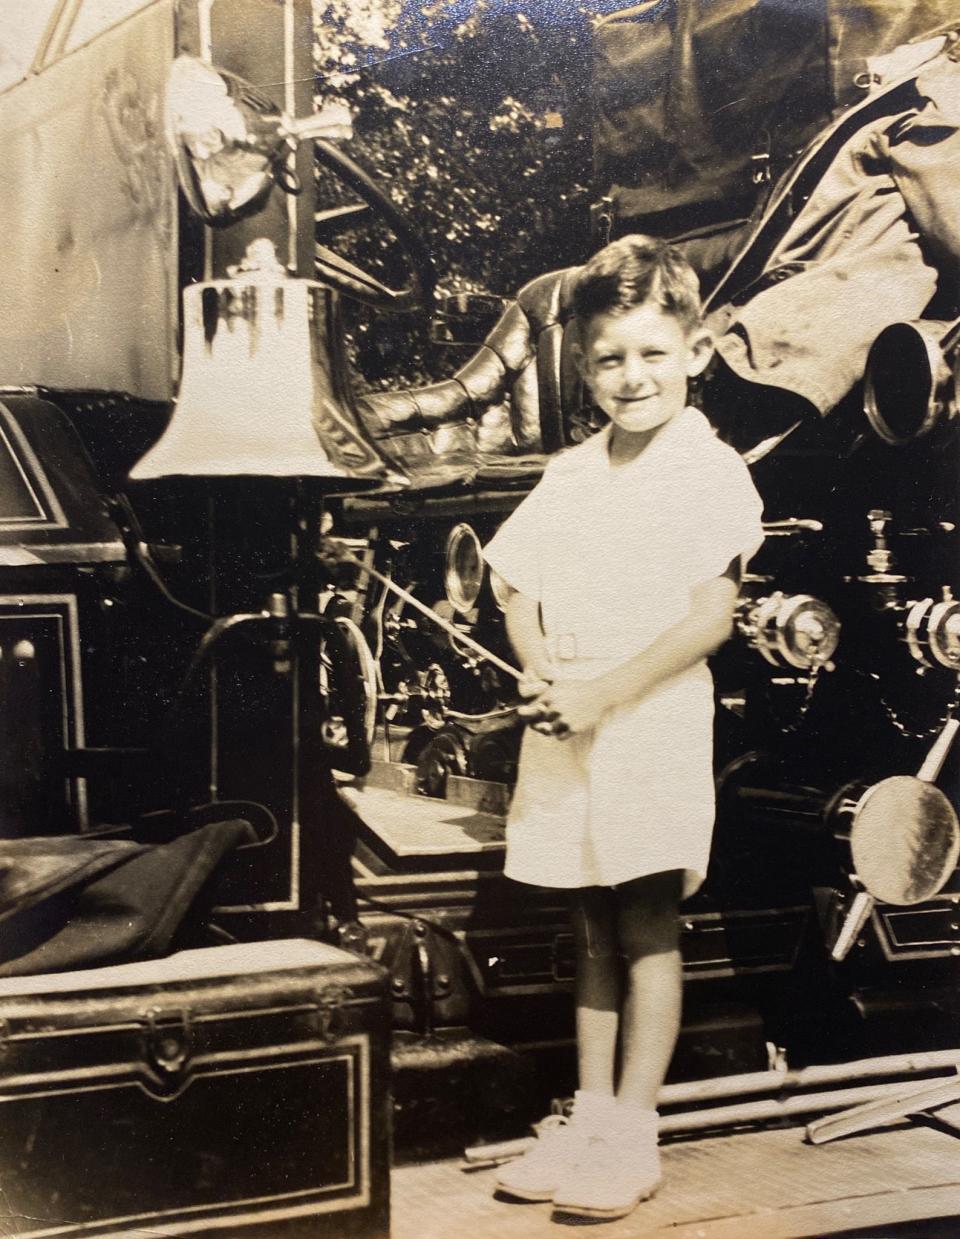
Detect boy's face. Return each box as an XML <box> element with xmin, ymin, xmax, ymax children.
<box><xmin>577</xmin><ymin>302</ymin><xmax>713</xmax><ymax>439</ymax></box>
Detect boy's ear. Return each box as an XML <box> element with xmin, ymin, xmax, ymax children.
<box><xmin>686</xmin><ymin>327</ymin><xmax>714</xmax><ymax>378</ymax></box>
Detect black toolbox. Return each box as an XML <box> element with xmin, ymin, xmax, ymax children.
<box><xmin>0</xmin><ymin>939</ymin><xmax>391</xmax><ymax>1238</ymax></box>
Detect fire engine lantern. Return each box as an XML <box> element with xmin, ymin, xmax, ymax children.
<box><xmin>863</xmin><ymin>318</ymin><xmax>960</xmax><ymax>445</ymax></box>
<box><xmin>723</xmin><ymin>759</ymin><xmax>959</xmax><ymax>908</ymax></box>
<box><xmin>444</xmin><ymin>524</ymin><xmax>485</xmax><ymax>615</ymax></box>
<box><xmin>828</xmin><ymin>714</ymin><xmax>960</xmax><ymax>962</ymax></box>
<box><xmin>722</xmin><ymin>718</ymin><xmax>960</xmax><ymax>962</ymax></box>
<box><xmin>165</xmin><ymin>54</ymin><xmax>353</xmax><ymax>228</ymax></box>
<box><xmin>831</xmin><ymin>775</ymin><xmax>959</xmax><ymax>909</ymax></box>
<box><xmin>318</xmin><ymin>617</ymin><xmax>380</xmax><ymax>771</ymax></box>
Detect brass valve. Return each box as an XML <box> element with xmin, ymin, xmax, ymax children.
<box><xmin>852</xmin><ymin>510</ymin><xmax>909</xmax><ymax>612</ymax></box>
<box><xmin>861</xmin><ymin>509</ymin><xmax>908</xmax><ymax>583</ymax></box>
<box><xmin>905</xmin><ymin>586</ymin><xmax>960</xmax><ymax>671</ymax></box>
<box><xmin>736</xmin><ymin>591</ymin><xmax>840</xmax><ymax>670</ymax></box>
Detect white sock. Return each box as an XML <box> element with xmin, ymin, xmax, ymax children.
<box><xmin>615</xmin><ymin>1099</ymin><xmax>660</xmax><ymax>1141</ymax></box>
<box><xmin>573</xmin><ymin>1088</ymin><xmax>618</xmax><ymax>1125</ymax></box>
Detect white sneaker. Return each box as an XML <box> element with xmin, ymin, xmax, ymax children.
<box><xmin>552</xmin><ymin>1106</ymin><xmax>661</xmax><ymax>1219</ymax></box>
<box><xmin>494</xmin><ymin>1114</ymin><xmax>582</xmax><ymax>1202</ymax></box>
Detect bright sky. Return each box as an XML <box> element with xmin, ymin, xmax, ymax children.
<box><xmin>0</xmin><ymin>1</ymin><xmax>60</xmax><ymax>41</ymax></box>
<box><xmin>0</xmin><ymin>0</ymin><xmax>154</xmax><ymax>91</ymax></box>
<box><xmin>0</xmin><ymin>2</ymin><xmax>57</xmax><ymax>89</ymax></box>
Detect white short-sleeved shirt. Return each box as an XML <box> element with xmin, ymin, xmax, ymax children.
<box><xmin>483</xmin><ymin>407</ymin><xmax>765</xmax><ymax>895</ymax></box>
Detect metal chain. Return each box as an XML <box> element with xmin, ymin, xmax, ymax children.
<box><xmin>768</xmin><ymin>664</ymin><xmax>822</xmax><ymax>735</ymax></box>
<box><xmin>878</xmin><ymin>673</ymin><xmax>960</xmax><ymax>742</ymax></box>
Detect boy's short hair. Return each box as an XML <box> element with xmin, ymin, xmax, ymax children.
<box><xmin>572</xmin><ymin>234</ymin><xmax>703</xmax><ymax>332</ymax></box>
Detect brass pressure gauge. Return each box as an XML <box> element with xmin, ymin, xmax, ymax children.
<box><xmin>738</xmin><ymin>592</ymin><xmax>841</xmax><ymax>670</ymax></box>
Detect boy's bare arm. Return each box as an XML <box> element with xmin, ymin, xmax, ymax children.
<box><xmin>596</xmin><ymin>573</ymin><xmax>738</xmax><ymax>710</ymax></box>
<box><xmin>524</xmin><ymin>572</ymin><xmax>739</xmax><ymax>735</ymax></box>
<box><xmin>503</xmin><ymin>588</ymin><xmax>555</xmax><ymax>693</ymax></box>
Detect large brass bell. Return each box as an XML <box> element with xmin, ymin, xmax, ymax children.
<box><xmin>130</xmin><ymin>240</ymin><xmax>407</xmax><ymax>491</ymax></box>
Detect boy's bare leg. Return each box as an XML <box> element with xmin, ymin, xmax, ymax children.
<box><xmin>576</xmin><ymin>956</ymin><xmax>620</xmax><ymax>1093</ymax></box>
<box><xmin>551</xmin><ymin>872</ymin><xmax>680</xmax><ymax>1217</ymax></box>
<box><xmin>572</xmin><ymin>889</ymin><xmax>621</xmax><ymax>1095</ymax></box>
<box><xmin>615</xmin><ymin>870</ymin><xmax>683</xmax><ymax>1108</ymax></box>
<box><xmin>495</xmin><ymin>889</ymin><xmax>619</xmax><ymax>1202</ymax></box>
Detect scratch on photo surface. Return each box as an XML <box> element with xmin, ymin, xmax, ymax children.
<box><xmin>266</xmin><ymin>42</ymin><xmax>443</xmax><ymax>87</ymax></box>
<box><xmin>710</xmin><ymin>98</ymin><xmax>747</xmax><ymax>115</ymax></box>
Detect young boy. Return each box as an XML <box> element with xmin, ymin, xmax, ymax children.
<box><xmin>483</xmin><ymin>235</ymin><xmax>764</xmax><ymax>1221</ymax></box>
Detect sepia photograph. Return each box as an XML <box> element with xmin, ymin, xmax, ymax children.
<box><xmin>1</xmin><ymin>1</ymin><xmax>960</xmax><ymax>1236</ymax></box>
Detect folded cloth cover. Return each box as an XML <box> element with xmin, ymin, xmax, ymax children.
<box><xmin>0</xmin><ymin>820</ymin><xmax>254</xmax><ymax>976</ymax></box>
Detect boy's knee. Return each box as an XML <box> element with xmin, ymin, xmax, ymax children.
<box><xmin>618</xmin><ymin>869</ymin><xmax>683</xmax><ymax>909</ymax></box>
<box><xmin>620</xmin><ymin>921</ymin><xmax>680</xmax><ymax>963</ymax></box>
<box><xmin>570</xmin><ymin>888</ymin><xmax>619</xmax><ymax>959</ymax></box>
<box><xmin>615</xmin><ymin>871</ymin><xmax>683</xmax><ymax>959</ymax></box>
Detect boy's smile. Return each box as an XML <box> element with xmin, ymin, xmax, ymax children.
<box><xmin>578</xmin><ymin>302</ymin><xmax>713</xmax><ymax>451</ymax></box>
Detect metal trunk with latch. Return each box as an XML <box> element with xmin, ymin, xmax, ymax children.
<box><xmin>0</xmin><ymin>939</ymin><xmax>390</xmax><ymax>1239</ymax></box>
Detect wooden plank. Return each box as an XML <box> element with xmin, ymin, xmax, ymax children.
<box><xmin>923</xmin><ymin>1099</ymin><xmax>960</xmax><ymax>1138</ymax></box>
<box><xmin>396</xmin><ymin>1125</ymin><xmax>960</xmax><ymax>1239</ymax></box>
<box><xmin>806</xmin><ymin>1072</ymin><xmax>960</xmax><ymax>1144</ymax></box>
<box><xmin>344</xmin><ymin>784</ymin><xmax>505</xmax><ymax>858</ymax></box>
<box><xmin>660</xmin><ymin>1185</ymin><xmax>960</xmax><ymax>1239</ymax></box>
<box><xmin>447</xmin><ymin>775</ymin><xmax>510</xmax><ymax>817</ymax></box>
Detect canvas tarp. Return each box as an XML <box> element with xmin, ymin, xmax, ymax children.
<box><xmin>593</xmin><ymin>0</ymin><xmax>960</xmax><ymax>233</ymax></box>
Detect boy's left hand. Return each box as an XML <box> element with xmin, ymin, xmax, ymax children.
<box><xmin>518</xmin><ymin>680</ymin><xmax>609</xmax><ymax>738</ymax></box>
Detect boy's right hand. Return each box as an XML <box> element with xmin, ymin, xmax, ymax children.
<box><xmin>517</xmin><ymin>666</ymin><xmax>553</xmax><ymax>700</ymax></box>
<box><xmin>517</xmin><ymin>666</ymin><xmax>563</xmax><ymax>735</ymax></box>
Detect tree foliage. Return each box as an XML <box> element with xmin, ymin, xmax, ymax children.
<box><xmin>312</xmin><ymin>1</ymin><xmax>600</xmax><ymax>388</ymax></box>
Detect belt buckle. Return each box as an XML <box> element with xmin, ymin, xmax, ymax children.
<box><xmin>554</xmin><ymin>633</ymin><xmax>578</xmax><ymax>661</ymax></box>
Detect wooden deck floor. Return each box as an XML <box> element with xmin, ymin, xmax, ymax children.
<box><xmin>392</xmin><ymin>1122</ymin><xmax>960</xmax><ymax>1238</ymax></box>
